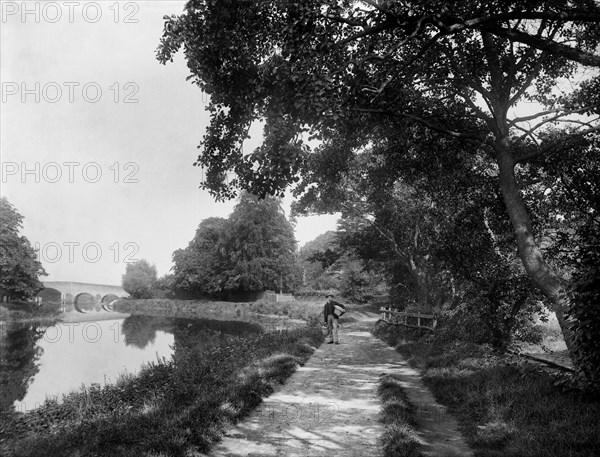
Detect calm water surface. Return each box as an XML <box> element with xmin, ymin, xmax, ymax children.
<box><xmin>0</xmin><ymin>312</ymin><xmax>264</xmax><ymax>413</ymax></box>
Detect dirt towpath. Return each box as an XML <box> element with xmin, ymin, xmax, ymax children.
<box><xmin>206</xmin><ymin>312</ymin><xmax>472</xmax><ymax>457</ymax></box>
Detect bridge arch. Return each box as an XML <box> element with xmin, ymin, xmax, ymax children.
<box><xmin>74</xmin><ymin>292</ymin><xmax>95</xmax><ymax>313</ymax></box>
<box><xmin>101</xmin><ymin>294</ymin><xmax>120</xmax><ymax>311</ymax></box>
<box><xmin>102</xmin><ymin>294</ymin><xmax>119</xmax><ymax>303</ymax></box>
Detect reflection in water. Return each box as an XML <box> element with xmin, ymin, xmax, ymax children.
<box><xmin>73</xmin><ymin>293</ymin><xmax>95</xmax><ymax>313</ymax></box>
<box><xmin>120</xmin><ymin>315</ymin><xmax>264</xmax><ymax>350</ymax></box>
<box><xmin>11</xmin><ymin>319</ymin><xmax>174</xmax><ymax>412</ymax></box>
<box><xmin>171</xmin><ymin>317</ymin><xmax>264</xmax><ymax>353</ymax></box>
<box><xmin>0</xmin><ymin>319</ymin><xmax>57</xmax><ymax>412</ymax></box>
<box><xmin>2</xmin><ymin>314</ymin><xmax>268</xmax><ymax>412</ymax></box>
<box><xmin>122</xmin><ymin>315</ymin><xmax>159</xmax><ymax>349</ymax></box>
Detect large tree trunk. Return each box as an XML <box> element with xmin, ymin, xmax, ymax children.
<box><xmin>496</xmin><ymin>145</ymin><xmax>575</xmax><ymax>355</ymax></box>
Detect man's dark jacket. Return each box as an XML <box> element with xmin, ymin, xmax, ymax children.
<box><xmin>323</xmin><ymin>300</ymin><xmax>341</xmax><ymax>322</ymax></box>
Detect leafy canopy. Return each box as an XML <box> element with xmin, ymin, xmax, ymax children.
<box><xmin>157</xmin><ymin>0</ymin><xmax>600</xmax><ymax>199</ymax></box>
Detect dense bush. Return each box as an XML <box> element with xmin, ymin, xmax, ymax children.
<box><xmin>569</xmin><ymin>233</ymin><xmax>600</xmax><ymax>392</ymax></box>
<box><xmin>435</xmin><ymin>294</ymin><xmax>544</xmax><ymax>351</ymax></box>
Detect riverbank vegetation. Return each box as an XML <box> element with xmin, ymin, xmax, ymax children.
<box><xmin>0</xmin><ymin>324</ymin><xmax>323</xmax><ymax>457</ymax></box>
<box><xmin>114</xmin><ymin>297</ymin><xmax>327</xmax><ymax>325</ymax></box>
<box><xmin>373</xmin><ymin>322</ymin><xmax>600</xmax><ymax>457</ymax></box>
<box><xmin>0</xmin><ymin>301</ymin><xmax>60</xmax><ymax>322</ymax></box>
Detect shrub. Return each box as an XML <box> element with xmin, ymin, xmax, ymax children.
<box><xmin>569</xmin><ymin>257</ymin><xmax>600</xmax><ymax>392</ymax></box>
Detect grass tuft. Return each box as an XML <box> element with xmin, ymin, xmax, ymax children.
<box><xmin>474</xmin><ymin>420</ymin><xmax>516</xmax><ymax>448</ymax></box>
<box><xmin>378</xmin><ymin>374</ymin><xmax>423</xmax><ymax>457</ymax></box>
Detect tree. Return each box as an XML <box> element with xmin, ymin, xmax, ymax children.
<box><xmin>154</xmin><ymin>273</ymin><xmax>176</xmax><ymax>298</ymax></box>
<box><xmin>171</xmin><ymin>217</ymin><xmax>228</xmax><ymax>297</ymax></box>
<box><xmin>122</xmin><ymin>259</ymin><xmax>158</xmax><ymax>299</ymax></box>
<box><xmin>219</xmin><ymin>193</ymin><xmax>300</xmax><ymax>293</ymax></box>
<box><xmin>298</xmin><ymin>231</ymin><xmax>341</xmax><ymax>290</ymax></box>
<box><xmin>157</xmin><ymin>1</ymin><xmax>600</xmax><ymax>364</ymax></box>
<box><xmin>0</xmin><ymin>197</ymin><xmax>46</xmax><ymax>301</ymax></box>
<box><xmin>171</xmin><ymin>194</ymin><xmax>300</xmax><ymax>297</ymax></box>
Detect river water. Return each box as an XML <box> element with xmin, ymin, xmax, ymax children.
<box><xmin>0</xmin><ymin>312</ymin><xmax>265</xmax><ymax>413</ymax></box>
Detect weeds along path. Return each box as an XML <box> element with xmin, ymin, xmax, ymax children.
<box><xmin>206</xmin><ymin>312</ymin><xmax>472</xmax><ymax>457</ymax></box>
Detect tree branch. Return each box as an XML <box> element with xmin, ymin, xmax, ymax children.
<box><xmin>509</xmin><ymin>58</ymin><xmax>547</xmax><ymax>107</ymax></box>
<box><xmin>516</xmin><ymin>105</ymin><xmax>600</xmax><ymax>139</ymax></box>
<box><xmin>337</xmin><ymin>20</ymin><xmax>395</xmax><ymax>46</ymax></box>
<box><xmin>369</xmin><ymin>32</ymin><xmax>445</xmax><ymax>103</ymax></box>
<box><xmin>464</xmin><ymin>11</ymin><xmax>600</xmax><ymax>27</ymax></box>
<box><xmin>352</xmin><ymin>108</ymin><xmax>488</xmax><ymax>143</ymax></box>
<box><xmin>340</xmin><ymin>202</ymin><xmax>408</xmax><ymax>263</ymax></box>
<box><xmin>514</xmin><ymin>124</ymin><xmax>600</xmax><ymax>164</ymax></box>
<box><xmin>508</xmin><ymin>108</ymin><xmax>563</xmax><ymax>126</ymax></box>
<box><xmin>481</xmin><ymin>23</ymin><xmax>600</xmax><ymax>66</ymax></box>
<box><xmin>361</xmin><ymin>0</ymin><xmax>398</xmax><ymax>20</ymax></box>
<box><xmin>324</xmin><ymin>15</ymin><xmax>367</xmax><ymax>28</ymax></box>
<box><xmin>329</xmin><ymin>7</ymin><xmax>600</xmax><ymax>66</ymax></box>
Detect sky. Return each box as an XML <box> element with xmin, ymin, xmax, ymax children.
<box><xmin>0</xmin><ymin>1</ymin><xmax>339</xmax><ymax>285</ymax></box>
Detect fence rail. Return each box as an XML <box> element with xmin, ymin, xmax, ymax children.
<box><xmin>379</xmin><ymin>307</ymin><xmax>437</xmax><ymax>331</ymax></box>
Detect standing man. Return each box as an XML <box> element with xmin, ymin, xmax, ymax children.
<box><xmin>323</xmin><ymin>293</ymin><xmax>346</xmax><ymax>344</ymax></box>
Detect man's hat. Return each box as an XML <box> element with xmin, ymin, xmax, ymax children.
<box><xmin>326</xmin><ymin>293</ymin><xmax>334</xmax><ymax>298</ymax></box>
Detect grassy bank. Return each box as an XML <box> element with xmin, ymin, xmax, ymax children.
<box><xmin>0</xmin><ymin>302</ymin><xmax>61</xmax><ymax>324</ymax></box>
<box><xmin>373</xmin><ymin>322</ymin><xmax>600</xmax><ymax>457</ymax></box>
<box><xmin>1</xmin><ymin>326</ymin><xmax>323</xmax><ymax>457</ymax></box>
<box><xmin>378</xmin><ymin>374</ymin><xmax>423</xmax><ymax>457</ymax></box>
<box><xmin>114</xmin><ymin>298</ymin><xmax>326</xmax><ymax>324</ymax></box>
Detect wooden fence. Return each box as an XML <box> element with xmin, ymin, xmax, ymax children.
<box><xmin>379</xmin><ymin>307</ymin><xmax>437</xmax><ymax>331</ymax></box>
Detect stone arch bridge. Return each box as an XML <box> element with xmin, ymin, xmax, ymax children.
<box><xmin>37</xmin><ymin>281</ymin><xmax>128</xmax><ymax>313</ymax></box>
